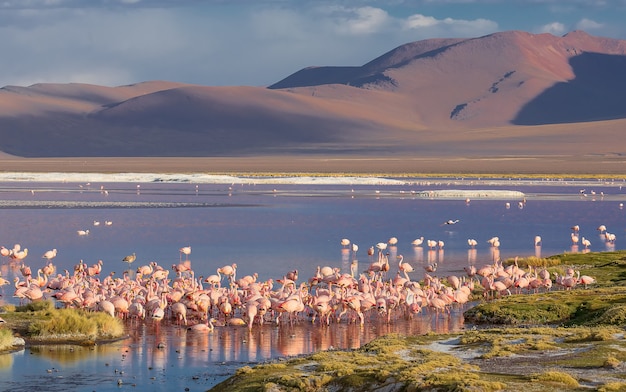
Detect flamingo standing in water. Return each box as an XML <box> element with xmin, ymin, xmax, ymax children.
<box><xmin>534</xmin><ymin>235</ymin><xmax>542</xmax><ymax>247</ymax></box>
<box><xmin>179</xmin><ymin>246</ymin><xmax>191</xmax><ymax>261</ymax></box>
<box><xmin>412</xmin><ymin>237</ymin><xmax>424</xmax><ymax>247</ymax></box>
<box><xmin>42</xmin><ymin>248</ymin><xmax>57</xmax><ymax>261</ymax></box>
<box><xmin>122</xmin><ymin>252</ymin><xmax>136</xmax><ymax>266</ymax></box>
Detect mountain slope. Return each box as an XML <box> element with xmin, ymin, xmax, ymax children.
<box><xmin>0</xmin><ymin>30</ymin><xmax>625</xmax><ymax>159</ymax></box>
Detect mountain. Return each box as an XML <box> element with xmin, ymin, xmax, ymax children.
<box><xmin>0</xmin><ymin>30</ymin><xmax>625</xmax><ymax>161</ymax></box>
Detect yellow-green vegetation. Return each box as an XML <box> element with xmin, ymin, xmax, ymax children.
<box><xmin>0</xmin><ymin>328</ymin><xmax>14</xmax><ymax>351</ymax></box>
<box><xmin>0</xmin><ymin>300</ymin><xmax>124</xmax><ymax>345</ymax></box>
<box><xmin>531</xmin><ymin>371</ymin><xmax>580</xmax><ymax>387</ymax></box>
<box><xmin>211</xmin><ymin>334</ymin><xmax>507</xmax><ymax>392</ymax></box>
<box><xmin>598</xmin><ymin>382</ymin><xmax>626</xmax><ymax>391</ymax></box>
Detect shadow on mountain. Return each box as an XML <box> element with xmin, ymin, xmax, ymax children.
<box><xmin>513</xmin><ymin>52</ymin><xmax>626</xmax><ymax>125</ymax></box>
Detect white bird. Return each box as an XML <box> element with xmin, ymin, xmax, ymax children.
<box><xmin>597</xmin><ymin>225</ymin><xmax>607</xmax><ymax>233</ymax></box>
<box><xmin>534</xmin><ymin>235</ymin><xmax>542</xmax><ymax>247</ymax></box>
<box><xmin>443</xmin><ymin>219</ymin><xmax>459</xmax><ymax>225</ymax></box>
<box><xmin>351</xmin><ymin>243</ymin><xmax>359</xmax><ymax>254</ymax></box>
<box><xmin>123</xmin><ymin>252</ymin><xmax>137</xmax><ymax>265</ymax></box>
<box><xmin>42</xmin><ymin>249</ymin><xmax>57</xmax><ymax>260</ymax></box>
<box><xmin>412</xmin><ymin>237</ymin><xmax>424</xmax><ymax>246</ymax></box>
<box><xmin>93</xmin><ymin>220</ymin><xmax>101</xmax><ymax>226</ymax></box>
<box><xmin>581</xmin><ymin>237</ymin><xmax>591</xmax><ymax>248</ymax></box>
<box><xmin>77</xmin><ymin>229</ymin><xmax>90</xmax><ymax>236</ymax></box>
<box><xmin>340</xmin><ymin>238</ymin><xmax>351</xmax><ymax>247</ymax></box>
<box><xmin>375</xmin><ymin>242</ymin><xmax>388</xmax><ymax>251</ymax></box>
<box><xmin>467</xmin><ymin>239</ymin><xmax>478</xmax><ymax>248</ymax></box>
<box><xmin>179</xmin><ymin>246</ymin><xmax>191</xmax><ymax>261</ymax></box>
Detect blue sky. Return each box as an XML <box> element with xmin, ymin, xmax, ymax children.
<box><xmin>1</xmin><ymin>0</ymin><xmax>624</xmax><ymax>88</ymax></box>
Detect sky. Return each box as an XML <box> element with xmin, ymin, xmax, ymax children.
<box><xmin>1</xmin><ymin>0</ymin><xmax>625</xmax><ymax>88</ymax></box>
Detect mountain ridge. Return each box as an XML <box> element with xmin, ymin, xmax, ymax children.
<box><xmin>0</xmin><ymin>30</ymin><xmax>625</xmax><ymax>164</ymax></box>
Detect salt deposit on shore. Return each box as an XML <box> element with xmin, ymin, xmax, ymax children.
<box><xmin>0</xmin><ymin>172</ymin><xmax>407</xmax><ymax>185</ymax></box>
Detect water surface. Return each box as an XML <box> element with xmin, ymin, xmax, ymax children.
<box><xmin>0</xmin><ymin>177</ymin><xmax>624</xmax><ymax>391</ymax></box>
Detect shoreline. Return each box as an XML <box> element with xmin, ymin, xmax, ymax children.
<box><xmin>1</xmin><ymin>155</ymin><xmax>626</xmax><ymax>177</ymax></box>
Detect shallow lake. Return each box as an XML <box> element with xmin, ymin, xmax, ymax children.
<box><xmin>0</xmin><ymin>176</ymin><xmax>624</xmax><ymax>391</ymax></box>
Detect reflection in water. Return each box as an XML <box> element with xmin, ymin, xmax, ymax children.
<box><xmin>467</xmin><ymin>248</ymin><xmax>477</xmax><ymax>265</ymax></box>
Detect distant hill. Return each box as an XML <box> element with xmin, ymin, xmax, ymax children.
<box><xmin>0</xmin><ymin>30</ymin><xmax>625</xmax><ymax>159</ymax></box>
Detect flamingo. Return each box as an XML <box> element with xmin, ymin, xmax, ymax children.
<box><xmin>443</xmin><ymin>219</ymin><xmax>459</xmax><ymax>225</ymax></box>
<box><xmin>179</xmin><ymin>246</ymin><xmax>191</xmax><ymax>261</ymax></box>
<box><xmin>97</xmin><ymin>300</ymin><xmax>116</xmax><ymax>317</ymax></box>
<box><xmin>397</xmin><ymin>255</ymin><xmax>414</xmax><ymax>276</ymax></box>
<box><xmin>577</xmin><ymin>271</ymin><xmax>596</xmax><ymax>289</ymax></box>
<box><xmin>340</xmin><ymin>238</ymin><xmax>351</xmax><ymax>248</ymax></box>
<box><xmin>171</xmin><ymin>302</ymin><xmax>188</xmax><ymax>325</ymax></box>
<box><xmin>597</xmin><ymin>225</ymin><xmax>607</xmax><ymax>234</ymax></box>
<box><xmin>122</xmin><ymin>252</ymin><xmax>136</xmax><ymax>266</ymax></box>
<box><xmin>42</xmin><ymin>248</ymin><xmax>57</xmax><ymax>261</ymax></box>
<box><xmin>581</xmin><ymin>237</ymin><xmax>591</xmax><ymax>248</ymax></box>
<box><xmin>467</xmin><ymin>239</ymin><xmax>478</xmax><ymax>248</ymax></box>
<box><xmin>411</xmin><ymin>237</ymin><xmax>424</xmax><ymax>247</ymax></box>
<box><xmin>188</xmin><ymin>318</ymin><xmax>217</xmax><ymax>332</ymax></box>
<box><xmin>77</xmin><ymin>229</ymin><xmax>90</xmax><ymax>236</ymax></box>
<box><xmin>534</xmin><ymin>235</ymin><xmax>542</xmax><ymax>247</ymax></box>
<box><xmin>217</xmin><ymin>263</ymin><xmax>237</xmax><ymax>284</ymax></box>
<box><xmin>12</xmin><ymin>248</ymin><xmax>28</xmax><ymax>260</ymax></box>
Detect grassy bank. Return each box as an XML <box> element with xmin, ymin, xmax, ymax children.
<box><xmin>0</xmin><ymin>300</ymin><xmax>124</xmax><ymax>349</ymax></box>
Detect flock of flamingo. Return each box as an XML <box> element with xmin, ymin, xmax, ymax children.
<box><xmin>0</xmin><ymin>229</ymin><xmax>598</xmax><ymax>332</ymax></box>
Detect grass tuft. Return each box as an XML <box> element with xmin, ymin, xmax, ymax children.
<box><xmin>0</xmin><ymin>328</ymin><xmax>15</xmax><ymax>351</ymax></box>
<box><xmin>28</xmin><ymin>308</ymin><xmax>124</xmax><ymax>341</ymax></box>
<box><xmin>531</xmin><ymin>370</ymin><xmax>579</xmax><ymax>387</ymax></box>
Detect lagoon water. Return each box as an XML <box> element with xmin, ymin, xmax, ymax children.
<box><xmin>0</xmin><ymin>175</ymin><xmax>625</xmax><ymax>391</ymax></box>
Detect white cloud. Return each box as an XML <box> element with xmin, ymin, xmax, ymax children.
<box><xmin>575</xmin><ymin>18</ymin><xmax>604</xmax><ymax>31</ymax></box>
<box><xmin>404</xmin><ymin>14</ymin><xmax>439</xmax><ymax>28</ymax></box>
<box><xmin>538</xmin><ymin>22</ymin><xmax>567</xmax><ymax>35</ymax></box>
<box><xmin>403</xmin><ymin>13</ymin><xmax>498</xmax><ymax>37</ymax></box>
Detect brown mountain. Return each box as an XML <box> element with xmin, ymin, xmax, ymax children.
<box><xmin>0</xmin><ymin>30</ymin><xmax>625</xmax><ymax>173</ymax></box>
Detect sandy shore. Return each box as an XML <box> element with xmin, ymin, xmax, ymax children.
<box><xmin>1</xmin><ymin>154</ymin><xmax>626</xmax><ymax>175</ymax></box>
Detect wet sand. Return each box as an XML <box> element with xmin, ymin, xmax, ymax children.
<box><xmin>1</xmin><ymin>154</ymin><xmax>626</xmax><ymax>175</ymax></box>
